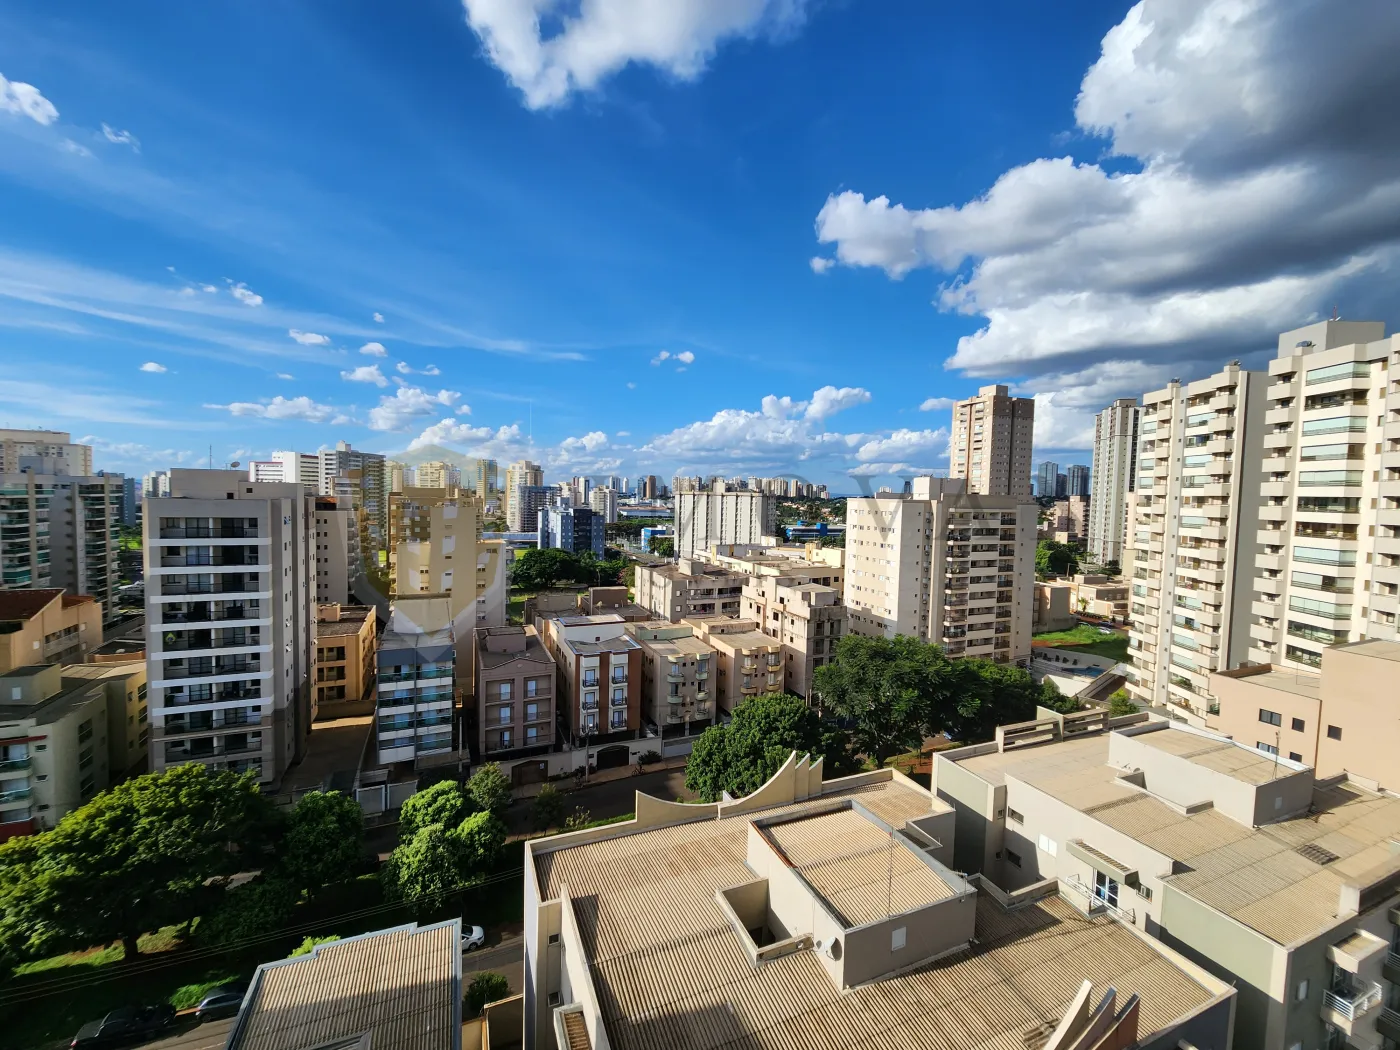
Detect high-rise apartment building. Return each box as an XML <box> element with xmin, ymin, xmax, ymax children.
<box><xmin>844</xmin><ymin>477</ymin><xmax>1036</xmax><ymax>664</ymax></box>
<box><xmin>673</xmin><ymin>483</ymin><xmax>775</xmax><ymax>559</ymax></box>
<box><xmin>538</xmin><ymin>506</ymin><xmax>604</xmax><ymax>558</ymax></box>
<box><xmin>1036</xmin><ymin>461</ymin><xmax>1060</xmax><ymax>498</ymax></box>
<box><xmin>414</xmin><ymin>461</ymin><xmax>451</xmax><ymax>489</ymax></box>
<box><xmin>389</xmin><ymin>487</ymin><xmax>506</xmax><ymax>637</ymax></box>
<box><xmin>142</xmin><ymin>471</ymin><xmax>171</xmax><ymax>499</ymax></box>
<box><xmin>0</xmin><ymin>429</ymin><xmax>92</xmax><ymax>475</ymax></box>
<box><xmin>505</xmin><ymin>460</ymin><xmax>544</xmax><ymax>531</ymax></box>
<box><xmin>318</xmin><ymin>441</ymin><xmax>387</xmax><ymax>560</ymax></box>
<box><xmin>588</xmin><ymin>486</ymin><xmax>618</xmax><ymax>524</ymax></box>
<box><xmin>1089</xmin><ymin>398</ymin><xmax>1140</xmax><ymax>566</ymax></box>
<box><xmin>1</xmin><ymin>471</ymin><xmax>124</xmax><ymax>616</ymax></box>
<box><xmin>949</xmin><ymin>384</ymin><xmax>1034</xmax><ymax>496</ymax></box>
<box><xmin>475</xmin><ymin>458</ymin><xmax>497</xmax><ymax>497</ymax></box>
<box><xmin>1126</xmin><ymin>362</ymin><xmax>1267</xmax><ymax>722</ymax></box>
<box><xmin>1246</xmin><ymin>320</ymin><xmax>1400</xmax><ymax>673</ymax></box>
<box><xmin>1065</xmin><ymin>464</ymin><xmax>1090</xmax><ymax>497</ymax></box>
<box><xmin>143</xmin><ymin>469</ymin><xmax>314</xmax><ymax>785</ymax></box>
<box><xmin>375</xmin><ymin>597</ymin><xmax>455</xmax><ymax>765</ymax></box>
<box><xmin>641</xmin><ymin>475</ymin><xmax>660</xmax><ymax>499</ymax></box>
<box><xmin>312</xmin><ymin>495</ymin><xmax>360</xmax><ymax>605</ymax></box>
<box><xmin>249</xmin><ymin>451</ymin><xmax>319</xmax><ymax>488</ymax></box>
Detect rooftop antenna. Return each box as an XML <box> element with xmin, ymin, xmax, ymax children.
<box><xmin>208</xmin><ymin>445</ymin><xmax>213</xmax><ymax>470</ymax></box>
<box><xmin>1332</xmin><ymin>304</ymin><xmax>1340</xmax><ymax>321</ymax></box>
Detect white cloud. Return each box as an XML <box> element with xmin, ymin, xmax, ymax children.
<box><xmin>276</xmin><ymin>372</ymin><xmax>294</xmax><ymax>380</ymax></box>
<box><xmin>674</xmin><ymin>350</ymin><xmax>695</xmax><ymax>365</ymax></box>
<box><xmin>138</xmin><ymin>361</ymin><xmax>167</xmax><ymax>373</ymax></box>
<box><xmin>368</xmin><ymin>385</ymin><xmax>463</xmax><ymax>431</ymax></box>
<box><xmin>228</xmin><ymin>281</ymin><xmax>263</xmax><ymax>307</ymax></box>
<box><xmin>359</xmin><ymin>341</ymin><xmax>387</xmax><ymax>357</ymax></box>
<box><xmin>854</xmin><ymin>427</ymin><xmax>949</xmax><ymax>463</ymax></box>
<box><xmin>616</xmin><ymin>430</ymin><xmax>631</xmax><ymax>437</ymax></box>
<box><xmin>201</xmin><ymin>284</ymin><xmax>217</xmax><ymax>294</ymax></box>
<box><xmin>407</xmin><ymin>420</ymin><xmax>526</xmax><ymax>457</ymax></box>
<box><xmin>100</xmin><ymin>123</ymin><xmax>140</xmax><ymax>152</ymax></box>
<box><xmin>341</xmin><ymin>364</ymin><xmax>389</xmax><ymax>387</ymax></box>
<box><xmin>805</xmin><ymin>384</ymin><xmax>871</xmax><ymax>421</ymax></box>
<box><xmin>421</xmin><ymin>364</ymin><xmax>441</xmax><ymax>376</ymax></box>
<box><xmin>60</xmin><ymin>139</ymin><xmax>92</xmax><ymax>158</ymax></box>
<box><xmin>461</xmin><ymin>0</ymin><xmax>811</xmax><ymax>110</ymax></box>
<box><xmin>919</xmin><ymin>397</ymin><xmax>955</xmax><ymax>411</ymax></box>
<box><xmin>209</xmin><ymin>395</ymin><xmax>338</xmax><ymax>423</ymax></box>
<box><xmin>373</xmin><ymin>311</ymin><xmax>385</xmax><ymax>323</ymax></box>
<box><xmin>0</xmin><ymin>73</ymin><xmax>58</xmax><ymax>125</ymax></box>
<box><xmin>288</xmin><ymin>328</ymin><xmax>331</xmax><ymax>346</ymax></box>
<box><xmin>626</xmin><ymin>381</ymin><xmax>636</xmax><ymax>389</ymax></box>
<box><xmin>650</xmin><ymin>350</ymin><xmax>671</xmax><ymax>365</ymax></box>
<box><xmin>809</xmin><ymin>256</ymin><xmax>834</xmax><ymax>274</ymax></box>
<box><xmin>396</xmin><ymin>360</ymin><xmax>412</xmax><ymax>374</ymax></box>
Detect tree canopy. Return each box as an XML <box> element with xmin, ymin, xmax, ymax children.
<box><xmin>383</xmin><ymin>810</ymin><xmax>506</xmax><ymax>905</ymax></box>
<box><xmin>466</xmin><ymin>972</ymin><xmax>511</xmax><ymax>1017</ymax></box>
<box><xmin>278</xmin><ymin>790</ymin><xmax>365</xmax><ymax>895</ymax></box>
<box><xmin>465</xmin><ymin>764</ymin><xmax>512</xmax><ymax>814</ymax></box>
<box><xmin>685</xmin><ymin>693</ymin><xmax>825</xmax><ymax>802</ymax></box>
<box><xmin>1035</xmin><ymin>540</ymin><xmax>1080</xmax><ymax>578</ymax></box>
<box><xmin>509</xmin><ymin>547</ymin><xmax>627</xmax><ymax>590</ymax></box>
<box><xmin>399</xmin><ymin>780</ymin><xmax>476</xmax><ymax>840</ymax></box>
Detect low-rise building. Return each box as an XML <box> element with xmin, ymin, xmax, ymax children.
<box><xmin>375</xmin><ymin>597</ymin><xmax>455</xmax><ymax>765</ymax></box>
<box><xmin>1208</xmin><ymin>638</ymin><xmax>1400</xmax><ymax>786</ymax></box>
<box><xmin>625</xmin><ymin>621</ymin><xmax>715</xmax><ymax>737</ymax></box>
<box><xmin>1068</xmin><ymin>573</ymin><xmax>1131</xmax><ymax>622</ymax></box>
<box><xmin>473</xmin><ymin>624</ymin><xmax>556</xmax><ymax>760</ymax></box>
<box><xmin>0</xmin><ymin>663</ymin><xmax>111</xmax><ymax>838</ymax></box>
<box><xmin>0</xmin><ymin>589</ymin><xmax>103</xmax><ymax>672</ymax></box>
<box><xmin>66</xmin><ymin>642</ymin><xmax>148</xmax><ymax>778</ymax></box>
<box><xmin>634</xmin><ymin>557</ymin><xmax>747</xmax><ymax>621</ymax></box>
<box><xmin>1033</xmin><ymin>580</ymin><xmax>1076</xmax><ymax>633</ymax></box>
<box><xmin>535</xmin><ymin>613</ymin><xmax>642</xmax><ymax>753</ymax></box>
<box><xmin>314</xmin><ymin>603</ymin><xmax>377</xmax><ymax>715</ymax></box>
<box><xmin>934</xmin><ymin>715</ymin><xmax>1400</xmax><ymax>1050</ymax></box>
<box><xmin>684</xmin><ymin>616</ymin><xmax>781</xmax><ymax>711</ymax></box>
<box><xmin>739</xmin><ymin>574</ymin><xmax>845</xmax><ymax>698</ymax></box>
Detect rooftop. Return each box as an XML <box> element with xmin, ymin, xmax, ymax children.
<box><xmin>566</xmin><ymin>635</ymin><xmax>641</xmax><ymax>657</ymax></box>
<box><xmin>1130</xmin><ymin>726</ymin><xmax>1296</xmax><ymax>785</ymax></box>
<box><xmin>315</xmin><ymin>608</ymin><xmax>375</xmax><ymax>639</ymax></box>
<box><xmin>1336</xmin><ymin>637</ymin><xmax>1400</xmax><ymax>663</ymax></box>
<box><xmin>227</xmin><ymin>921</ymin><xmax>459</xmax><ymax>1050</ymax></box>
<box><xmin>0</xmin><ymin>588</ymin><xmax>64</xmax><ymax>622</ymax></box>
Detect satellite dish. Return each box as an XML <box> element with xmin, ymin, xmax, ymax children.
<box><xmin>229</xmin><ymin>461</ymin><xmax>242</xmax><ymax>469</ymax></box>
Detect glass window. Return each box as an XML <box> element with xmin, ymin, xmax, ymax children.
<box><xmin>1327</xmin><ymin>725</ymin><xmax>1342</xmax><ymax>741</ymax></box>
<box><xmin>1259</xmin><ymin>709</ymin><xmax>1282</xmax><ymax>726</ymax></box>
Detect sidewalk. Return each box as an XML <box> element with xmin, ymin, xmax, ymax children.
<box><xmin>511</xmin><ymin>754</ymin><xmax>688</xmax><ymax>800</ymax></box>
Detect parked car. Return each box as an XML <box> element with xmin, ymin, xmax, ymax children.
<box><xmin>461</xmin><ymin>925</ymin><xmax>486</xmax><ymax>953</ymax></box>
<box><xmin>71</xmin><ymin>1005</ymin><xmax>176</xmax><ymax>1049</ymax></box>
<box><xmin>195</xmin><ymin>984</ymin><xmax>248</xmax><ymax>1022</ymax></box>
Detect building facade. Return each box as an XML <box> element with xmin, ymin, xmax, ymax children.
<box><xmin>739</xmin><ymin>575</ymin><xmax>846</xmax><ymax>699</ymax></box>
<box><xmin>505</xmin><ymin>460</ymin><xmax>544</xmax><ymax>531</ymax></box>
<box><xmin>388</xmin><ymin>487</ymin><xmax>506</xmax><ymax>639</ymax></box>
<box><xmin>588</xmin><ymin>486</ymin><xmax>618</xmax><ymax>524</ymax></box>
<box><xmin>472</xmin><ymin>624</ymin><xmax>556</xmax><ymax>760</ymax></box>
<box><xmin>314</xmin><ymin>603</ymin><xmax>377</xmax><ymax>714</ymax></box>
<box><xmin>538</xmin><ymin>505</ymin><xmax>605</xmax><ymax>558</ymax></box>
<box><xmin>318</xmin><ymin>441</ymin><xmax>387</xmax><ymax>562</ymax></box>
<box><xmin>1089</xmin><ymin>398</ymin><xmax>1140</xmax><ymax>567</ymax></box>
<box><xmin>144</xmin><ymin>470</ymin><xmax>314</xmax><ymax>785</ymax></box>
<box><xmin>949</xmin><ymin>385</ymin><xmax>1035</xmax><ymax>496</ymax></box>
<box><xmin>1126</xmin><ymin>363</ymin><xmax>1267</xmax><ymax>723</ymax></box>
<box><xmin>683</xmin><ymin>616</ymin><xmax>781</xmax><ymax>713</ymax></box>
<box><xmin>312</xmin><ymin>495</ymin><xmax>360</xmax><ymax>605</ymax></box>
<box><xmin>1036</xmin><ymin>461</ymin><xmax>1060</xmax><ymax>499</ymax></box>
<box><xmin>624</xmin><ymin>621</ymin><xmax>715</xmax><ymax>737</ymax></box>
<box><xmin>673</xmin><ymin>484</ymin><xmax>775</xmax><ymax>559</ymax></box>
<box><xmin>1065</xmin><ymin>464</ymin><xmax>1090</xmax><ymax>497</ymax></box>
<box><xmin>0</xmin><ymin>589</ymin><xmax>102</xmax><ymax>672</ymax></box>
<box><xmin>0</xmin><ymin>429</ymin><xmax>93</xmax><ymax>475</ymax></box>
<box><xmin>634</xmin><ymin>558</ymin><xmax>747</xmax><ymax>621</ymax></box>
<box><xmin>535</xmin><ymin>613</ymin><xmax>643</xmax><ymax>748</ymax></box>
<box><xmin>375</xmin><ymin>597</ymin><xmax>456</xmax><ymax>765</ymax></box>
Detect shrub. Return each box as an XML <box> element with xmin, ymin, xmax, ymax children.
<box><xmin>465</xmin><ymin>971</ymin><xmax>511</xmax><ymax>1017</ymax></box>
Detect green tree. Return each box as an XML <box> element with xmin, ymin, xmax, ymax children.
<box><xmin>279</xmin><ymin>791</ymin><xmax>365</xmax><ymax>895</ymax></box>
<box><xmin>455</xmin><ymin>811</ymin><xmax>507</xmax><ymax>874</ymax></box>
<box><xmin>5</xmin><ymin>764</ymin><xmax>275</xmax><ymax>958</ymax></box>
<box><xmin>509</xmin><ymin>547</ymin><xmax>579</xmax><ymax>591</ymax></box>
<box><xmin>531</xmin><ymin>784</ymin><xmax>566</xmax><ymax>831</ymax></box>
<box><xmin>197</xmin><ymin>877</ymin><xmax>300</xmax><ymax>946</ymax></box>
<box><xmin>813</xmin><ymin>636</ymin><xmax>936</xmax><ymax>766</ymax></box>
<box><xmin>1038</xmin><ymin>678</ymin><xmax>1080</xmax><ymax>715</ymax></box>
<box><xmin>937</xmin><ymin>660</ymin><xmax>1042</xmax><ymax>743</ymax></box>
<box><xmin>399</xmin><ymin>781</ymin><xmax>476</xmax><ymax>841</ymax></box>
<box><xmin>290</xmin><ymin>934</ymin><xmax>341</xmax><ymax>957</ymax></box>
<box><xmin>466</xmin><ymin>764</ymin><xmax>512</xmax><ymax>814</ymax></box>
<box><xmin>685</xmin><ymin>693</ymin><xmax>825</xmax><ymax>802</ymax></box>
<box><xmin>384</xmin><ymin>823</ymin><xmax>463</xmax><ymax>904</ymax></box>
<box><xmin>465</xmin><ymin>971</ymin><xmax>511</xmax><ymax>1017</ymax></box>
<box><xmin>1108</xmin><ymin>689</ymin><xmax>1138</xmax><ymax>717</ymax></box>
<box><xmin>648</xmin><ymin>537</ymin><xmax>675</xmax><ymax>557</ymax></box>
<box><xmin>1035</xmin><ymin>540</ymin><xmax>1080</xmax><ymax>578</ymax></box>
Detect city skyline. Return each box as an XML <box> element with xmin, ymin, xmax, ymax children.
<box><xmin>2</xmin><ymin>2</ymin><xmax>1397</xmax><ymax>486</ymax></box>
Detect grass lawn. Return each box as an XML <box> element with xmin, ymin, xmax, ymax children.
<box><xmin>1032</xmin><ymin>623</ymin><xmax>1130</xmax><ymax>663</ymax></box>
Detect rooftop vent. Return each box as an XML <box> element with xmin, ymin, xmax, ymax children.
<box><xmin>1296</xmin><ymin>843</ymin><xmax>1340</xmax><ymax>866</ymax></box>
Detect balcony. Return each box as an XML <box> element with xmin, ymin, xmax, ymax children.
<box><xmin>666</xmin><ymin>670</ymin><xmax>685</xmax><ymax>683</ymax></box>
<box><xmin>0</xmin><ymin>758</ymin><xmax>30</xmax><ymax>777</ymax></box>
<box><xmin>0</xmin><ymin>787</ymin><xmax>32</xmax><ymax>806</ymax></box>
<box><xmin>1321</xmin><ymin>982</ymin><xmax>1382</xmax><ymax>1028</ymax></box>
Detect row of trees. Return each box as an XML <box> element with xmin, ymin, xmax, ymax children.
<box><xmin>509</xmin><ymin>547</ymin><xmax>628</xmax><ymax>591</ymax></box>
<box><xmin>381</xmin><ymin>766</ymin><xmax>510</xmax><ymax>906</ymax></box>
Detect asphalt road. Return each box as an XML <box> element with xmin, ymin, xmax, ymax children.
<box><xmin>141</xmin><ymin>1018</ymin><xmax>234</xmax><ymax>1050</ymax></box>
<box><xmin>463</xmin><ymin>933</ymin><xmax>525</xmax><ymax>993</ymax></box>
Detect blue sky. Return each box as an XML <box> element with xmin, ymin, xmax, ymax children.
<box><xmin>2</xmin><ymin>1</ymin><xmax>1397</xmax><ymax>490</ymax></box>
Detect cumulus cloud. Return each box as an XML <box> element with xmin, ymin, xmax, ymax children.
<box><xmin>228</xmin><ymin>281</ymin><xmax>263</xmax><ymax>307</ymax></box>
<box><xmin>100</xmin><ymin>123</ymin><xmax>140</xmax><ymax>151</ymax></box>
<box><xmin>341</xmin><ymin>364</ymin><xmax>389</xmax><ymax>387</ymax></box>
<box><xmin>276</xmin><ymin>373</ymin><xmax>294</xmax><ymax>380</ymax></box>
<box><xmin>805</xmin><ymin>384</ymin><xmax>871</xmax><ymax>421</ymax></box>
<box><xmin>812</xmin><ymin>0</ymin><xmax>1400</xmax><ymax>450</ymax></box>
<box><xmin>139</xmin><ymin>361</ymin><xmax>167</xmax><ymax>373</ymax></box>
<box><xmin>0</xmin><ymin>73</ymin><xmax>58</xmax><ymax>125</ymax></box>
<box><xmin>650</xmin><ymin>350</ymin><xmax>671</xmax><ymax>365</ymax></box>
<box><xmin>919</xmin><ymin>397</ymin><xmax>955</xmax><ymax>411</ymax></box>
<box><xmin>396</xmin><ymin>360</ymin><xmax>412</xmax><ymax>374</ymax></box>
<box><xmin>854</xmin><ymin>427</ymin><xmax>949</xmax><ymax>463</ymax></box>
<box><xmin>359</xmin><ymin>342</ymin><xmax>387</xmax><ymax>357</ymax></box>
<box><xmin>373</xmin><ymin>312</ymin><xmax>385</xmax><ymax>323</ymax></box>
<box><xmin>368</xmin><ymin>386</ymin><xmax>463</xmax><ymax>431</ymax></box>
<box><xmin>288</xmin><ymin>329</ymin><xmax>331</xmax><ymax>346</ymax></box>
<box><xmin>407</xmin><ymin>420</ymin><xmax>526</xmax><ymax>457</ymax></box>
<box><xmin>209</xmin><ymin>395</ymin><xmax>338</xmax><ymax>423</ymax></box>
<box><xmin>674</xmin><ymin>350</ymin><xmax>695</xmax><ymax>365</ymax></box>
<box><xmin>809</xmin><ymin>256</ymin><xmax>834</xmax><ymax>274</ymax></box>
<box><xmin>462</xmin><ymin>0</ymin><xmax>811</xmax><ymax>109</ymax></box>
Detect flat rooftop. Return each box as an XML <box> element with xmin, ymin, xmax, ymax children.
<box><xmin>1337</xmin><ymin>638</ymin><xmax>1400</xmax><ymax>663</ymax></box>
<box><xmin>1131</xmin><ymin>726</ymin><xmax>1295</xmax><ymax>785</ymax></box>
<box><xmin>534</xmin><ymin>777</ymin><xmax>1225</xmax><ymax>1050</ymax></box>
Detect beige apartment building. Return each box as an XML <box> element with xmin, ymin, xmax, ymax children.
<box><xmin>739</xmin><ymin>574</ymin><xmax>845</xmax><ymax>698</ymax></box>
<box><xmin>633</xmin><ymin>557</ymin><xmax>747</xmax><ymax>620</ymax></box>
<box><xmin>1089</xmin><ymin>398</ymin><xmax>1140</xmax><ymax>566</ymax></box>
<box><xmin>1126</xmin><ymin>362</ymin><xmax>1268</xmax><ymax>723</ymax></box>
<box><xmin>313</xmin><ymin>603</ymin><xmax>377</xmax><ymax>714</ymax></box>
<box><xmin>515</xmin><ymin>751</ymin><xmax>1236</xmax><ymax>1050</ymax></box>
<box><xmin>1069</xmin><ymin>573</ymin><xmax>1131</xmax><ymax>622</ymax></box>
<box><xmin>472</xmin><ymin>624</ymin><xmax>556</xmax><ymax>761</ymax></box>
<box><xmin>948</xmin><ymin>383</ymin><xmax>1035</xmax><ymax>496</ymax></box>
<box><xmin>1208</xmin><ymin>638</ymin><xmax>1399</xmax><ymax>785</ymax></box>
<box><xmin>935</xmin><ymin>714</ymin><xmax>1400</xmax><ymax>1050</ymax></box>
<box><xmin>673</xmin><ymin>483</ymin><xmax>775</xmax><ymax>559</ymax></box>
<box><xmin>0</xmin><ymin>589</ymin><xmax>102</xmax><ymax>672</ymax></box>
<box><xmin>1041</xmin><ymin>495</ymin><xmax>1088</xmax><ymax>546</ymax></box>
<box><xmin>0</xmin><ymin>428</ymin><xmax>93</xmax><ymax>475</ymax></box>
<box><xmin>504</xmin><ymin>460</ymin><xmax>543</xmax><ymax>531</ymax></box>
<box><xmin>624</xmin><ymin>620</ymin><xmax>716</xmax><ymax>736</ymax></box>
<box><xmin>844</xmin><ymin>476</ymin><xmax>1037</xmax><ymax>664</ymax></box>
<box><xmin>683</xmin><ymin>616</ymin><xmax>781</xmax><ymax>711</ymax></box>
<box><xmin>388</xmin><ymin>487</ymin><xmax>506</xmax><ymax>637</ymax></box>
<box><xmin>534</xmin><ymin>613</ymin><xmax>643</xmax><ymax>753</ymax></box>
<box><xmin>65</xmin><ymin>647</ymin><xmax>149</xmax><ymax>779</ymax></box>
<box><xmin>311</xmin><ymin>494</ymin><xmax>360</xmax><ymax>606</ymax></box>
<box><xmin>707</xmin><ymin>539</ymin><xmax>844</xmax><ymax>588</ymax></box>
<box><xmin>1249</xmin><ymin>320</ymin><xmax>1400</xmax><ymax>673</ymax></box>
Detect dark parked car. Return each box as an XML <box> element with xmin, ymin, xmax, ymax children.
<box><xmin>195</xmin><ymin>984</ymin><xmax>248</xmax><ymax>1022</ymax></box>
<box><xmin>71</xmin><ymin>1005</ymin><xmax>176</xmax><ymax>1048</ymax></box>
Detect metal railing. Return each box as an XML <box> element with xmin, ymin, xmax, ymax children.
<box><xmin>1322</xmin><ymin>983</ymin><xmax>1382</xmax><ymax>1021</ymax></box>
<box><xmin>1061</xmin><ymin>874</ymin><xmax>1136</xmax><ymax>924</ymax></box>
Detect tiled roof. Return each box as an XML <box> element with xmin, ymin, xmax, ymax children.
<box><xmin>0</xmin><ymin>588</ymin><xmax>64</xmax><ymax>621</ymax></box>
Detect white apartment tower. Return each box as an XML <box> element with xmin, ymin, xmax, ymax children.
<box><xmin>948</xmin><ymin>385</ymin><xmax>1035</xmax><ymax>496</ymax></box>
<box><xmin>673</xmin><ymin>483</ymin><xmax>775</xmax><ymax>560</ymax></box>
<box><xmin>318</xmin><ymin>441</ymin><xmax>387</xmax><ymax>558</ymax></box>
<box><xmin>588</xmin><ymin>486</ymin><xmax>619</xmax><ymax>524</ymax></box>
<box><xmin>1126</xmin><ymin>363</ymin><xmax>1267</xmax><ymax>723</ymax></box>
<box><xmin>843</xmin><ymin>477</ymin><xmax>1037</xmax><ymax>664</ymax></box>
<box><xmin>143</xmin><ymin>470</ymin><xmax>314</xmax><ymax>785</ymax></box>
<box><xmin>1249</xmin><ymin>320</ymin><xmax>1400</xmax><ymax>673</ymax></box>
<box><xmin>1088</xmin><ymin>398</ymin><xmax>1140</xmax><ymax>567</ymax></box>
<box><xmin>505</xmin><ymin>460</ymin><xmax>544</xmax><ymax>531</ymax></box>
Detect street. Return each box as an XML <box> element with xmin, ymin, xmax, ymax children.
<box><xmin>141</xmin><ymin>1019</ymin><xmax>233</xmax><ymax>1050</ymax></box>
<box><xmin>463</xmin><ymin>933</ymin><xmax>525</xmax><ymax>994</ymax></box>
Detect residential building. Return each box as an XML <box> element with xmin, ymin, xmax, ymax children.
<box><xmin>639</xmin><ymin>525</ymin><xmax>670</xmax><ymax>552</ymax></box>
<box><xmin>1248</xmin><ymin>320</ymin><xmax>1400</xmax><ymax>672</ymax></box>
<box><xmin>388</xmin><ymin>487</ymin><xmax>506</xmax><ymax>637</ymax></box>
<box><xmin>1068</xmin><ymin>573</ymin><xmax>1131</xmax><ymax>623</ymax></box>
<box><xmin>624</xmin><ymin>621</ymin><xmax>715</xmax><ymax>737</ymax></box>
<box><xmin>1066</xmin><ymin>463</ymin><xmax>1090</xmax><ymax>497</ymax></box>
<box><xmin>472</xmin><ymin>624</ymin><xmax>556</xmax><ymax>760</ymax></box>
<box><xmin>684</xmin><ymin>616</ymin><xmax>781</xmax><ymax>712</ymax></box>
<box><xmin>111</xmin><ymin>474</ymin><xmax>138</xmax><ymax>527</ymax></box>
<box><xmin>226</xmin><ymin>921</ymin><xmax>462</xmax><ymax>1050</ymax></box>
<box><xmin>588</xmin><ymin>485</ymin><xmax>618</xmax><ymax>524</ymax></box>
<box><xmin>1126</xmin><ymin>362</ymin><xmax>1267</xmax><ymax>723</ymax></box>
<box><xmin>144</xmin><ymin>469</ymin><xmax>315</xmax><ymax>785</ymax></box>
<box><xmin>0</xmin><ymin>589</ymin><xmax>102</xmax><ymax>672</ymax></box>
<box><xmin>1036</xmin><ymin>461</ymin><xmax>1060</xmax><ymax>499</ymax></box>
<box><xmin>739</xmin><ymin>574</ymin><xmax>845</xmax><ymax>698</ymax></box>
<box><xmin>1</xmin><ymin>470</ymin><xmax>124</xmax><ymax>618</ymax></box>
<box><xmin>65</xmin><ymin>646</ymin><xmax>150</xmax><ymax>778</ymax></box>
<box><xmin>1042</xmin><ymin>495</ymin><xmax>1089</xmax><ymax>546</ymax></box>
<box><xmin>312</xmin><ymin>495</ymin><xmax>360</xmax><ymax>605</ymax></box>
<box><xmin>534</xmin><ymin>613</ymin><xmax>642</xmax><ymax>750</ymax></box>
<box><xmin>707</xmin><ymin>540</ymin><xmax>845</xmax><ymax>588</ymax></box>
<box><xmin>674</xmin><ymin>483</ymin><xmax>775</xmax><ymax>559</ymax></box>
<box><xmin>142</xmin><ymin>471</ymin><xmax>171</xmax><ymax>499</ymax></box>
<box><xmin>414</xmin><ymin>460</ymin><xmax>451</xmax><ymax>489</ymax></box>
<box><xmin>474</xmin><ymin>458</ymin><xmax>497</xmax><ymax>497</ymax></box>
<box><xmin>1033</xmin><ymin>581</ymin><xmax>1076</xmax><ymax>632</ymax></box>
<box><xmin>950</xmin><ymin>384</ymin><xmax>1035</xmax><ymax>496</ymax></box>
<box><xmin>505</xmin><ymin>460</ymin><xmax>544</xmax><ymax>531</ymax></box>
<box><xmin>634</xmin><ymin>557</ymin><xmax>747</xmax><ymax>620</ymax></box>
<box><xmin>516</xmin><ymin>751</ymin><xmax>1236</xmax><ymax>1050</ymax></box>
<box><xmin>844</xmin><ymin>476</ymin><xmax>1037</xmax><ymax>664</ymax></box>
<box><xmin>0</xmin><ymin>663</ymin><xmax>111</xmax><ymax>838</ymax></box>
<box><xmin>1089</xmin><ymin>398</ymin><xmax>1141</xmax><ymax>566</ymax></box>
<box><xmin>0</xmin><ymin>429</ymin><xmax>92</xmax><ymax>475</ymax></box>
<box><xmin>250</xmin><ymin>451</ymin><xmax>319</xmax><ymax>488</ymax></box>
<box><xmin>375</xmin><ymin>597</ymin><xmax>456</xmax><ymax>765</ymax></box>
<box><xmin>1208</xmin><ymin>638</ymin><xmax>1400</xmax><ymax>785</ymax></box>
<box><xmin>314</xmin><ymin>603</ymin><xmax>377</xmax><ymax>714</ymax></box>
<box><xmin>538</xmin><ymin>505</ymin><xmax>604</xmax><ymax>558</ymax></box>
<box><xmin>934</xmin><ymin>714</ymin><xmax>1400</xmax><ymax>1050</ymax></box>
<box><xmin>318</xmin><ymin>441</ymin><xmax>387</xmax><ymax>560</ymax></box>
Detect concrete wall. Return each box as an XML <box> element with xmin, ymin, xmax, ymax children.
<box><xmin>1316</xmin><ymin>645</ymin><xmax>1400</xmax><ymax>790</ymax></box>
<box><xmin>1207</xmin><ymin>667</ymin><xmax>1321</xmax><ymax>767</ymax></box>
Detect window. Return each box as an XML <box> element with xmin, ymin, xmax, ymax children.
<box><xmin>1007</xmin><ymin>807</ymin><xmax>1024</xmax><ymax>824</ymax></box>
<box><xmin>1258</xmin><ymin>741</ymin><xmax>1279</xmax><ymax>756</ymax></box>
<box><xmin>1296</xmin><ymin>979</ymin><xmax>1310</xmax><ymax>1002</ymax></box>
<box><xmin>891</xmin><ymin>927</ymin><xmax>907</xmax><ymax>951</ymax></box>
<box><xmin>497</xmin><ymin>682</ymin><xmax>512</xmax><ymax>700</ymax></box>
<box><xmin>1259</xmin><ymin>708</ymin><xmax>1282</xmax><ymax>726</ymax></box>
<box><xmin>1291</xmin><ymin>717</ymin><xmax>1305</xmax><ymax>732</ymax></box>
<box><xmin>1327</xmin><ymin>725</ymin><xmax>1342</xmax><ymax>740</ymax></box>
<box><xmin>77</xmin><ymin>719</ymin><xmax>93</xmax><ymax>743</ymax></box>
<box><xmin>1136</xmin><ymin>884</ymin><xmax>1153</xmax><ymax>901</ymax></box>
<box><xmin>1005</xmin><ymin>850</ymin><xmax>1022</xmax><ymax>868</ymax></box>
<box><xmin>1289</xmin><ymin>752</ymin><xmax>1303</xmax><ymax>762</ymax></box>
